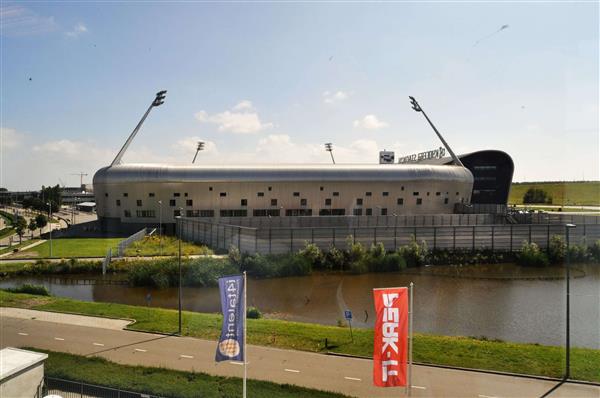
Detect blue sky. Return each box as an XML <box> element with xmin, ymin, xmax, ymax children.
<box><xmin>1</xmin><ymin>2</ymin><xmax>598</xmax><ymax>190</ymax></box>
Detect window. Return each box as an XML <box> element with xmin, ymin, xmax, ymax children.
<box><xmin>333</xmin><ymin>192</ymin><xmax>339</xmax><ymax>197</ymax></box>
<box><xmin>427</xmin><ymin>192</ymin><xmax>430</xmax><ymax>196</ymax></box>
<box><xmin>401</xmin><ymin>186</ymin><xmax>405</xmax><ymax>191</ymax></box>
<box><xmin>186</xmin><ymin>199</ymin><xmax>193</xmax><ymax>206</ymax></box>
<box><xmin>257</xmin><ymin>192</ymin><xmax>264</xmax><ymax>197</ymax></box>
<box><xmin>173</xmin><ymin>209</ymin><xmax>181</xmax><ymax>217</ymax></box>
<box><xmin>285</xmin><ymin>209</ymin><xmax>313</xmax><ymax>216</ymax></box>
<box><xmin>169</xmin><ymin>199</ymin><xmax>176</xmax><ymax>206</ymax></box>
<box><xmin>444</xmin><ymin>198</ymin><xmax>449</xmax><ymax>204</ymax></box>
<box><xmin>136</xmin><ymin>210</ymin><xmax>155</xmax><ymax>218</ymax></box>
<box><xmin>220</xmin><ymin>192</ymin><xmax>227</xmax><ymax>197</ymax></box>
<box><xmin>184</xmin><ymin>193</ymin><xmax>188</xmax><ymax>197</ymax></box>
<box><xmin>220</xmin><ymin>209</ymin><xmax>248</xmax><ymax>217</ymax></box>
<box><xmin>293</xmin><ymin>192</ymin><xmax>300</xmax><ymax>197</ymax></box>
<box><xmin>200</xmin><ymin>210</ymin><xmax>215</xmax><ymax>217</ymax></box>
<box><xmin>116</xmin><ymin>199</ymin><xmax>121</xmax><ymax>207</ymax></box>
<box><xmin>241</xmin><ymin>199</ymin><xmax>248</xmax><ymax>206</ymax></box>
<box><xmin>174</xmin><ymin>193</ymin><xmax>181</xmax><ymax>197</ymax></box>
<box><xmin>381</xmin><ymin>208</ymin><xmax>387</xmax><ymax>216</ymax></box>
<box><xmin>123</xmin><ymin>193</ymin><xmax>128</xmax><ymax>197</ymax></box>
<box><xmin>353</xmin><ymin>208</ymin><xmax>363</xmax><ymax>216</ymax></box>
<box><xmin>253</xmin><ymin>209</ymin><xmax>280</xmax><ymax>217</ymax></box>
<box><xmin>186</xmin><ymin>210</ymin><xmax>197</xmax><ymax>217</ymax></box>
<box><xmin>397</xmin><ymin>198</ymin><xmax>404</xmax><ymax>205</ymax></box>
<box><xmin>209</xmin><ymin>187</ymin><xmax>213</xmax><ymax>191</ymax></box>
<box><xmin>325</xmin><ymin>198</ymin><xmax>332</xmax><ymax>205</ymax></box>
<box><xmin>104</xmin><ymin>193</ymin><xmax>108</xmax><ymax>197</ymax></box>
<box><xmin>436</xmin><ymin>192</ymin><xmax>441</xmax><ymax>196</ymax></box>
<box><xmin>149</xmin><ymin>193</ymin><xmax>155</xmax><ymax>197</ymax></box>
<box><xmin>417</xmin><ymin>198</ymin><xmax>422</xmax><ymax>205</ymax></box>
<box><xmin>320</xmin><ymin>186</ymin><xmax>324</xmax><ymax>191</ymax></box>
<box><xmin>271</xmin><ymin>199</ymin><xmax>278</xmax><ymax>206</ymax></box>
<box><xmin>136</xmin><ymin>200</ymin><xmax>142</xmax><ymax>207</ymax></box>
<box><xmin>356</xmin><ymin>198</ymin><xmax>363</xmax><ymax>205</ymax></box>
<box><xmin>366</xmin><ymin>208</ymin><xmax>372</xmax><ymax>216</ymax></box>
<box><xmin>366</xmin><ymin>192</ymin><xmax>372</xmax><ymax>197</ymax></box>
<box><xmin>456</xmin><ymin>192</ymin><xmax>459</xmax><ymax>196</ymax></box>
<box><xmin>382</xmin><ymin>192</ymin><xmax>389</xmax><ymax>197</ymax></box>
<box><xmin>413</xmin><ymin>192</ymin><xmax>419</xmax><ymax>196</ymax></box>
<box><xmin>124</xmin><ymin>210</ymin><xmax>131</xmax><ymax>218</ymax></box>
<box><xmin>318</xmin><ymin>209</ymin><xmax>345</xmax><ymax>216</ymax></box>
<box><xmin>300</xmin><ymin>198</ymin><xmax>307</xmax><ymax>206</ymax></box>
<box><xmin>268</xmin><ymin>186</ymin><xmax>272</xmax><ymax>191</ymax></box>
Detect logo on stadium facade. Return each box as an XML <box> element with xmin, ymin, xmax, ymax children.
<box><xmin>398</xmin><ymin>146</ymin><xmax>446</xmax><ymax>164</ymax></box>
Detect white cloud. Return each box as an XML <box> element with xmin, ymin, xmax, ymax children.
<box><xmin>323</xmin><ymin>90</ymin><xmax>350</xmax><ymax>104</ymax></box>
<box><xmin>0</xmin><ymin>127</ymin><xmax>24</xmax><ymax>149</ymax></box>
<box><xmin>353</xmin><ymin>114</ymin><xmax>389</xmax><ymax>130</ymax></box>
<box><xmin>65</xmin><ymin>22</ymin><xmax>87</xmax><ymax>38</ymax></box>
<box><xmin>194</xmin><ymin>102</ymin><xmax>273</xmax><ymax>134</ymax></box>
<box><xmin>0</xmin><ymin>4</ymin><xmax>58</xmax><ymax>37</ymax></box>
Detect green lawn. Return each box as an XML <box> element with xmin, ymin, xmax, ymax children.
<box><xmin>0</xmin><ymin>239</ymin><xmax>41</xmax><ymax>256</ymax></box>
<box><xmin>124</xmin><ymin>235</ymin><xmax>213</xmax><ymax>256</ymax></box>
<box><xmin>2</xmin><ymin>291</ymin><xmax>598</xmax><ymax>382</ymax></box>
<box><xmin>20</xmin><ymin>237</ymin><xmax>122</xmax><ymax>258</ymax></box>
<box><xmin>35</xmin><ymin>349</ymin><xmax>346</xmax><ymax>398</ymax></box>
<box><xmin>509</xmin><ymin>181</ymin><xmax>600</xmax><ymax>206</ymax></box>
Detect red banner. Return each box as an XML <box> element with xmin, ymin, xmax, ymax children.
<box><xmin>372</xmin><ymin>287</ymin><xmax>408</xmax><ymax>387</ymax></box>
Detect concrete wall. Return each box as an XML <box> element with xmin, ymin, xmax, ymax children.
<box><xmin>0</xmin><ymin>362</ymin><xmax>44</xmax><ymax>398</ymax></box>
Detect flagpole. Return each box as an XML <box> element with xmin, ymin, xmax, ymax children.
<box><xmin>408</xmin><ymin>282</ymin><xmax>414</xmax><ymax>397</ymax></box>
<box><xmin>243</xmin><ymin>271</ymin><xmax>247</xmax><ymax>398</ymax></box>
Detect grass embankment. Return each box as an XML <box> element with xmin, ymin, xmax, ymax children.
<box><xmin>509</xmin><ymin>181</ymin><xmax>600</xmax><ymax>206</ymax></box>
<box><xmin>124</xmin><ymin>235</ymin><xmax>213</xmax><ymax>256</ymax></box>
<box><xmin>20</xmin><ymin>237</ymin><xmax>122</xmax><ymax>258</ymax></box>
<box><xmin>2</xmin><ymin>291</ymin><xmax>598</xmax><ymax>382</ymax></box>
<box><xmin>0</xmin><ymin>239</ymin><xmax>41</xmax><ymax>256</ymax></box>
<box><xmin>36</xmin><ymin>349</ymin><xmax>345</xmax><ymax>398</ymax></box>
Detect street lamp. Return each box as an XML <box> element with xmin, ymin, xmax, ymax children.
<box><xmin>324</xmin><ymin>143</ymin><xmax>335</xmax><ymax>164</ymax></box>
<box><xmin>158</xmin><ymin>200</ymin><xmax>163</xmax><ymax>256</ymax></box>
<box><xmin>177</xmin><ymin>207</ymin><xmax>184</xmax><ymax>334</ymax></box>
<box><xmin>46</xmin><ymin>202</ymin><xmax>52</xmax><ymax>257</ymax></box>
<box><xmin>192</xmin><ymin>141</ymin><xmax>205</xmax><ymax>164</ymax></box>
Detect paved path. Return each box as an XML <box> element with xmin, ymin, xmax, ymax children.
<box><xmin>1</xmin><ymin>309</ymin><xmax>597</xmax><ymax>398</ymax></box>
<box><xmin>0</xmin><ymin>253</ymin><xmax>226</xmax><ymax>263</ymax></box>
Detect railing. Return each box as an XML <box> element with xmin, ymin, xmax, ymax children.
<box><xmin>117</xmin><ymin>228</ymin><xmax>148</xmax><ymax>257</ymax></box>
<box><xmin>44</xmin><ymin>376</ymin><xmax>163</xmax><ymax>398</ymax></box>
<box><xmin>180</xmin><ymin>217</ymin><xmax>600</xmax><ymax>255</ymax></box>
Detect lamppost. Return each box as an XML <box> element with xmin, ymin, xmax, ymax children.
<box><xmin>324</xmin><ymin>143</ymin><xmax>335</xmax><ymax>164</ymax></box>
<box><xmin>158</xmin><ymin>200</ymin><xmax>163</xmax><ymax>256</ymax></box>
<box><xmin>46</xmin><ymin>202</ymin><xmax>52</xmax><ymax>257</ymax></box>
<box><xmin>177</xmin><ymin>207</ymin><xmax>183</xmax><ymax>335</ymax></box>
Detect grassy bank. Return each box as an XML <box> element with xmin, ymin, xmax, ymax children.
<box><xmin>124</xmin><ymin>235</ymin><xmax>213</xmax><ymax>256</ymax></box>
<box><xmin>34</xmin><ymin>349</ymin><xmax>345</xmax><ymax>398</ymax></box>
<box><xmin>20</xmin><ymin>237</ymin><xmax>122</xmax><ymax>258</ymax></box>
<box><xmin>509</xmin><ymin>181</ymin><xmax>600</xmax><ymax>206</ymax></box>
<box><xmin>2</xmin><ymin>291</ymin><xmax>598</xmax><ymax>382</ymax></box>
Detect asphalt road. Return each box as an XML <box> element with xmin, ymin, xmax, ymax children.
<box><xmin>1</xmin><ymin>309</ymin><xmax>598</xmax><ymax>397</ymax></box>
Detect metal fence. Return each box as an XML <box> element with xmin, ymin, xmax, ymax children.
<box><xmin>117</xmin><ymin>228</ymin><xmax>148</xmax><ymax>257</ymax></box>
<box><xmin>180</xmin><ymin>217</ymin><xmax>600</xmax><ymax>255</ymax></box>
<box><xmin>514</xmin><ymin>213</ymin><xmax>600</xmax><ymax>225</ymax></box>
<box><xmin>44</xmin><ymin>377</ymin><xmax>163</xmax><ymax>398</ymax></box>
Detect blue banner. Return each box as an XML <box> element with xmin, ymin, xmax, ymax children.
<box><xmin>215</xmin><ymin>274</ymin><xmax>245</xmax><ymax>362</ymax></box>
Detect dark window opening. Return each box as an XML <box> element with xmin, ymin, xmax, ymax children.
<box><xmin>174</xmin><ymin>193</ymin><xmax>181</xmax><ymax>197</ymax></box>
<box><xmin>333</xmin><ymin>192</ymin><xmax>339</xmax><ymax>197</ymax></box>
<box><xmin>436</xmin><ymin>192</ymin><xmax>441</xmax><ymax>196</ymax></box>
<box><xmin>220</xmin><ymin>209</ymin><xmax>248</xmax><ymax>217</ymax></box>
<box><xmin>382</xmin><ymin>192</ymin><xmax>389</xmax><ymax>197</ymax></box>
<box><xmin>293</xmin><ymin>192</ymin><xmax>300</xmax><ymax>197</ymax></box>
<box><xmin>271</xmin><ymin>199</ymin><xmax>278</xmax><ymax>206</ymax></box>
<box><xmin>241</xmin><ymin>199</ymin><xmax>248</xmax><ymax>206</ymax></box>
<box><xmin>116</xmin><ymin>199</ymin><xmax>121</xmax><ymax>206</ymax></box>
<box><xmin>401</xmin><ymin>186</ymin><xmax>405</xmax><ymax>191</ymax></box>
<box><xmin>417</xmin><ymin>198</ymin><xmax>422</xmax><ymax>205</ymax></box>
<box><xmin>184</xmin><ymin>193</ymin><xmax>188</xmax><ymax>197</ymax></box>
<box><xmin>136</xmin><ymin>210</ymin><xmax>155</xmax><ymax>218</ymax></box>
<box><xmin>124</xmin><ymin>210</ymin><xmax>131</xmax><ymax>218</ymax></box>
<box><xmin>353</xmin><ymin>208</ymin><xmax>363</xmax><ymax>216</ymax></box>
<box><xmin>173</xmin><ymin>209</ymin><xmax>181</xmax><ymax>217</ymax></box>
<box><xmin>366</xmin><ymin>208</ymin><xmax>373</xmax><ymax>216</ymax></box>
<box><xmin>253</xmin><ymin>209</ymin><xmax>280</xmax><ymax>217</ymax></box>
<box><xmin>136</xmin><ymin>200</ymin><xmax>142</xmax><ymax>207</ymax></box>
<box><xmin>186</xmin><ymin>199</ymin><xmax>193</xmax><ymax>206</ymax></box>
<box><xmin>381</xmin><ymin>208</ymin><xmax>387</xmax><ymax>216</ymax></box>
<box><xmin>444</xmin><ymin>198</ymin><xmax>449</xmax><ymax>204</ymax></box>
<box><xmin>104</xmin><ymin>193</ymin><xmax>108</xmax><ymax>197</ymax></box>
<box><xmin>209</xmin><ymin>187</ymin><xmax>213</xmax><ymax>191</ymax></box>
<box><xmin>397</xmin><ymin>198</ymin><xmax>404</xmax><ymax>205</ymax></box>
<box><xmin>149</xmin><ymin>193</ymin><xmax>155</xmax><ymax>197</ymax></box>
<box><xmin>413</xmin><ymin>192</ymin><xmax>419</xmax><ymax>196</ymax></box>
<box><xmin>220</xmin><ymin>192</ymin><xmax>227</xmax><ymax>197</ymax></box>
<box><xmin>257</xmin><ymin>192</ymin><xmax>264</xmax><ymax>197</ymax></box>
<box><xmin>286</xmin><ymin>209</ymin><xmax>313</xmax><ymax>216</ymax></box>
<box><xmin>320</xmin><ymin>186</ymin><xmax>324</xmax><ymax>191</ymax></box>
<box><xmin>123</xmin><ymin>193</ymin><xmax>128</xmax><ymax>197</ymax></box>
<box><xmin>356</xmin><ymin>198</ymin><xmax>363</xmax><ymax>205</ymax></box>
<box><xmin>366</xmin><ymin>192</ymin><xmax>372</xmax><ymax>197</ymax></box>
<box><xmin>319</xmin><ymin>208</ymin><xmax>345</xmax><ymax>216</ymax></box>
<box><xmin>169</xmin><ymin>199</ymin><xmax>176</xmax><ymax>206</ymax></box>
<box><xmin>268</xmin><ymin>186</ymin><xmax>272</xmax><ymax>191</ymax></box>
<box><xmin>300</xmin><ymin>198</ymin><xmax>307</xmax><ymax>206</ymax></box>
<box><xmin>325</xmin><ymin>198</ymin><xmax>332</xmax><ymax>205</ymax></box>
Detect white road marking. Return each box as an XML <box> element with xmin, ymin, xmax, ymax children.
<box><xmin>229</xmin><ymin>362</ymin><xmax>244</xmax><ymax>366</ymax></box>
<box><xmin>54</xmin><ymin>337</ymin><xmax>65</xmax><ymax>341</ymax></box>
<box><xmin>92</xmin><ymin>343</ymin><xmax>104</xmax><ymax>346</ymax></box>
<box><xmin>134</xmin><ymin>348</ymin><xmax>147</xmax><ymax>352</ymax></box>
<box><xmin>18</xmin><ymin>332</ymin><xmax>28</xmax><ymax>336</ymax></box>
<box><xmin>344</xmin><ymin>377</ymin><xmax>361</xmax><ymax>381</ymax></box>
<box><xmin>284</xmin><ymin>368</ymin><xmax>300</xmax><ymax>373</ymax></box>
<box><xmin>478</xmin><ymin>395</ymin><xmax>498</xmax><ymax>398</ymax></box>
<box><xmin>412</xmin><ymin>385</ymin><xmax>427</xmax><ymax>390</ymax></box>
<box><xmin>180</xmin><ymin>354</ymin><xmax>194</xmax><ymax>359</ymax></box>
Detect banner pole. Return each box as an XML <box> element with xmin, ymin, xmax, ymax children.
<box><xmin>408</xmin><ymin>282</ymin><xmax>414</xmax><ymax>396</ymax></box>
<box><xmin>243</xmin><ymin>271</ymin><xmax>247</xmax><ymax>398</ymax></box>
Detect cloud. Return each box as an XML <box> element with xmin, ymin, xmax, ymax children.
<box><xmin>194</xmin><ymin>102</ymin><xmax>273</xmax><ymax>134</ymax></box>
<box><xmin>323</xmin><ymin>90</ymin><xmax>350</xmax><ymax>104</ymax></box>
<box><xmin>65</xmin><ymin>22</ymin><xmax>87</xmax><ymax>38</ymax></box>
<box><xmin>0</xmin><ymin>127</ymin><xmax>24</xmax><ymax>149</ymax></box>
<box><xmin>353</xmin><ymin>114</ymin><xmax>389</xmax><ymax>130</ymax></box>
<box><xmin>0</xmin><ymin>4</ymin><xmax>58</xmax><ymax>36</ymax></box>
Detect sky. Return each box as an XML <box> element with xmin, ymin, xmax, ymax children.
<box><xmin>1</xmin><ymin>2</ymin><xmax>598</xmax><ymax>190</ymax></box>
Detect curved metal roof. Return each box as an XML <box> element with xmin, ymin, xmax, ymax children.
<box><xmin>94</xmin><ymin>163</ymin><xmax>473</xmax><ymax>184</ymax></box>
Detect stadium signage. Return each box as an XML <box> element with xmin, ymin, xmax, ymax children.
<box><xmin>397</xmin><ymin>146</ymin><xmax>446</xmax><ymax>164</ymax></box>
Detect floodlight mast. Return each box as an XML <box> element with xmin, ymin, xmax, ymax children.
<box><xmin>110</xmin><ymin>90</ymin><xmax>167</xmax><ymax>166</ymax></box>
<box><xmin>408</xmin><ymin>96</ymin><xmax>464</xmax><ymax>167</ymax></box>
<box><xmin>192</xmin><ymin>141</ymin><xmax>205</xmax><ymax>164</ymax></box>
<box><xmin>325</xmin><ymin>143</ymin><xmax>335</xmax><ymax>164</ymax></box>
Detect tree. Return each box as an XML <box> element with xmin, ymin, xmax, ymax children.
<box><xmin>35</xmin><ymin>213</ymin><xmax>48</xmax><ymax>233</ymax></box>
<box><xmin>14</xmin><ymin>216</ymin><xmax>27</xmax><ymax>244</ymax></box>
<box><xmin>523</xmin><ymin>188</ymin><xmax>552</xmax><ymax>204</ymax></box>
<box><xmin>28</xmin><ymin>219</ymin><xmax>37</xmax><ymax>238</ymax></box>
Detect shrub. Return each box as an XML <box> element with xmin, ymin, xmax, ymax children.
<box><xmin>6</xmin><ymin>284</ymin><xmax>50</xmax><ymax>296</ymax></box>
<box><xmin>568</xmin><ymin>244</ymin><xmax>590</xmax><ymax>263</ymax></box>
<box><xmin>548</xmin><ymin>235</ymin><xmax>566</xmax><ymax>264</ymax></box>
<box><xmin>589</xmin><ymin>240</ymin><xmax>600</xmax><ymax>263</ymax></box>
<box><xmin>399</xmin><ymin>235</ymin><xmax>428</xmax><ymax>267</ymax></box>
<box><xmin>228</xmin><ymin>245</ymin><xmax>242</xmax><ymax>266</ymax></box>
<box><xmin>523</xmin><ymin>188</ymin><xmax>552</xmax><ymax>204</ymax></box>
<box><xmin>370</xmin><ymin>252</ymin><xmax>406</xmax><ymax>273</ymax></box>
<box><xmin>517</xmin><ymin>242</ymin><xmax>549</xmax><ymax>267</ymax></box>
<box><xmin>325</xmin><ymin>246</ymin><xmax>345</xmax><ymax>271</ymax></box>
<box><xmin>246</xmin><ymin>306</ymin><xmax>262</xmax><ymax>319</ymax></box>
<box><xmin>298</xmin><ymin>242</ymin><xmax>324</xmax><ymax>267</ymax></box>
